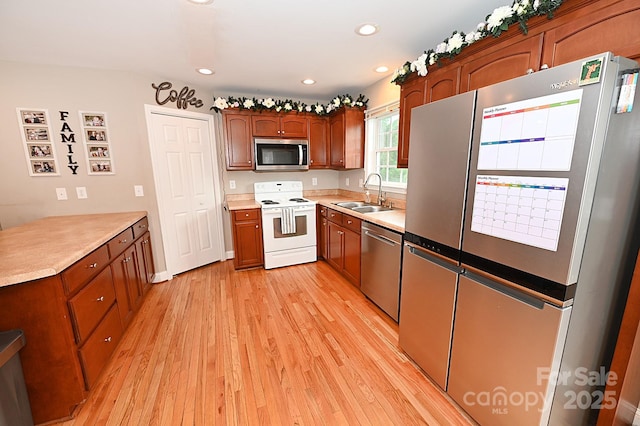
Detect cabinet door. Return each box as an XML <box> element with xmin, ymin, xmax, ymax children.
<box><xmin>342</xmin><ymin>108</ymin><xmax>365</xmax><ymax>169</ymax></box>
<box><xmin>135</xmin><ymin>231</ymin><xmax>154</xmax><ymax>295</ymax></box>
<box><xmin>541</xmin><ymin>2</ymin><xmax>640</xmax><ymax>66</ymax></box>
<box><xmin>329</xmin><ymin>113</ymin><xmax>345</xmax><ymax>168</ymax></box>
<box><xmin>111</xmin><ymin>247</ymin><xmax>140</xmax><ymax>328</ymax></box>
<box><xmin>280</xmin><ymin>115</ymin><xmax>308</xmax><ymax>138</ymax></box>
<box><xmin>397</xmin><ymin>77</ymin><xmax>426</xmax><ymax>168</ymax></box>
<box><xmin>425</xmin><ymin>66</ymin><xmax>460</xmax><ymax>103</ymax></box>
<box><xmin>326</xmin><ymin>221</ymin><xmax>344</xmax><ymax>271</ymax></box>
<box><xmin>460</xmin><ymin>35</ymin><xmax>543</xmax><ymax>92</ymax></box>
<box><xmin>342</xmin><ymin>227</ymin><xmax>361</xmax><ymax>287</ymax></box>
<box><xmin>224</xmin><ymin>111</ymin><xmax>253</xmax><ymax>170</ymax></box>
<box><xmin>318</xmin><ymin>217</ymin><xmax>328</xmax><ymax>259</ymax></box>
<box><xmin>251</xmin><ymin>113</ymin><xmax>280</xmax><ymax>137</ymax></box>
<box><xmin>309</xmin><ymin>117</ymin><xmax>329</xmax><ymax>168</ymax></box>
<box><xmin>232</xmin><ymin>209</ymin><xmax>264</xmax><ymax>269</ymax></box>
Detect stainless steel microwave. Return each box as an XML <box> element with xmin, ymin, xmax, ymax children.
<box><xmin>254</xmin><ymin>138</ymin><xmax>309</xmax><ymax>171</ymax></box>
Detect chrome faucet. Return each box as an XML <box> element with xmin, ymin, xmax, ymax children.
<box><xmin>364</xmin><ymin>172</ymin><xmax>383</xmax><ymax>205</ymax></box>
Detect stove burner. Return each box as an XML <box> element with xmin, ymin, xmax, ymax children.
<box><xmin>289</xmin><ymin>198</ymin><xmax>307</xmax><ymax>203</ymax></box>
<box><xmin>261</xmin><ymin>200</ymin><xmax>279</xmax><ymax>205</ymax></box>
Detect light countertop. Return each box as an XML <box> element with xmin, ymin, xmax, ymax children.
<box><xmin>0</xmin><ymin>211</ymin><xmax>147</xmax><ymax>288</ymax></box>
<box><xmin>227</xmin><ymin>195</ymin><xmax>405</xmax><ymax>234</ymax></box>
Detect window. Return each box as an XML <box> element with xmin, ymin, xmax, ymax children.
<box><xmin>365</xmin><ymin>104</ymin><xmax>407</xmax><ymax>191</ymax></box>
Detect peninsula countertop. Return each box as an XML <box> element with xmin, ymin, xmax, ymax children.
<box><xmin>0</xmin><ymin>211</ymin><xmax>148</xmax><ymax>288</ymax></box>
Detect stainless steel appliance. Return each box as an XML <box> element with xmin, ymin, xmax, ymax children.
<box><xmin>400</xmin><ymin>53</ymin><xmax>640</xmax><ymax>425</ymax></box>
<box><xmin>254</xmin><ymin>181</ymin><xmax>317</xmax><ymax>269</ymax></box>
<box><xmin>360</xmin><ymin>222</ymin><xmax>402</xmax><ymax>321</ymax></box>
<box><xmin>254</xmin><ymin>139</ymin><xmax>309</xmax><ymax>171</ymax></box>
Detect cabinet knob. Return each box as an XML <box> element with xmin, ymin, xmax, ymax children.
<box><xmin>104</xmin><ymin>336</ymin><xmax>112</xmax><ymax>343</ymax></box>
<box><xmin>255</xmin><ymin>225</ymin><xmax>259</xmax><ymax>229</ymax></box>
<box><xmin>87</xmin><ymin>262</ymin><xmax>98</xmax><ymax>269</ymax></box>
<box><xmin>139</xmin><ymin>224</ymin><xmax>147</xmax><ymax>229</ymax></box>
<box><xmin>119</xmin><ymin>239</ymin><xmax>127</xmax><ymax>244</ymax></box>
<box><xmin>96</xmin><ymin>296</ymin><xmax>104</xmax><ymax>302</ymax></box>
<box><xmin>310</xmin><ymin>159</ymin><xmax>313</xmax><ymax>164</ymax></box>
<box><xmin>245</xmin><ymin>213</ymin><xmax>249</xmax><ymax>217</ymax></box>
<box><xmin>347</xmin><ymin>220</ymin><xmax>352</xmax><ymax>224</ymax></box>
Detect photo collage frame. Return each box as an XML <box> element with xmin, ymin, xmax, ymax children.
<box><xmin>17</xmin><ymin>108</ymin><xmax>60</xmax><ymax>176</ymax></box>
<box><xmin>80</xmin><ymin>111</ymin><xmax>114</xmax><ymax>175</ymax></box>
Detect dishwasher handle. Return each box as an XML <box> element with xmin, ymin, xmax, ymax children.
<box><xmin>364</xmin><ymin>230</ymin><xmax>400</xmax><ymax>247</ymax></box>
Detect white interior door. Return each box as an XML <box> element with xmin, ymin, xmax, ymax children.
<box><xmin>146</xmin><ymin>106</ymin><xmax>224</xmax><ymax>276</ymax></box>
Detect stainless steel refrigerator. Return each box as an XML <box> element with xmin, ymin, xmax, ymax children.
<box><xmin>399</xmin><ymin>52</ymin><xmax>640</xmax><ymax>425</ymax></box>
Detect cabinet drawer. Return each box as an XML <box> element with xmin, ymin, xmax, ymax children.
<box><xmin>327</xmin><ymin>209</ymin><xmax>343</xmax><ymax>225</ymax></box>
<box><xmin>78</xmin><ymin>305</ymin><xmax>123</xmax><ymax>389</ymax></box>
<box><xmin>69</xmin><ymin>267</ymin><xmax>116</xmax><ymax>344</ymax></box>
<box><xmin>108</xmin><ymin>227</ymin><xmax>134</xmax><ymax>258</ymax></box>
<box><xmin>318</xmin><ymin>206</ymin><xmax>328</xmax><ymax>218</ymax></box>
<box><xmin>233</xmin><ymin>209</ymin><xmax>260</xmax><ymax>221</ymax></box>
<box><xmin>342</xmin><ymin>214</ymin><xmax>361</xmax><ymax>233</ymax></box>
<box><xmin>62</xmin><ymin>245</ymin><xmax>110</xmax><ymax>295</ymax></box>
<box><xmin>132</xmin><ymin>217</ymin><xmax>149</xmax><ymax>240</ymax></box>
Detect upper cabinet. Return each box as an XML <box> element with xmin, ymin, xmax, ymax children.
<box><xmin>396</xmin><ymin>0</ymin><xmax>640</xmax><ymax>169</ymax></box>
<box><xmin>223</xmin><ymin>111</ymin><xmax>253</xmax><ymax>170</ymax></box>
<box><xmin>329</xmin><ymin>108</ymin><xmax>365</xmax><ymax>169</ymax></box>
<box><xmin>251</xmin><ymin>113</ymin><xmax>308</xmax><ymax>138</ymax></box>
<box><xmin>309</xmin><ymin>117</ymin><xmax>330</xmax><ymax>168</ymax></box>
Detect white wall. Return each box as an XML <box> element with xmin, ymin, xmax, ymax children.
<box><xmin>0</xmin><ymin>60</ymin><xmax>216</xmax><ymax>273</ymax></box>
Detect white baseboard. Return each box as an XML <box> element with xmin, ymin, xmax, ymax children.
<box><xmin>633</xmin><ymin>406</ymin><xmax>640</xmax><ymax>426</ymax></box>
<box><xmin>152</xmin><ymin>271</ymin><xmax>172</xmax><ymax>283</ymax></box>
<box><xmin>226</xmin><ymin>250</ymin><xmax>234</xmax><ymax>260</ymax></box>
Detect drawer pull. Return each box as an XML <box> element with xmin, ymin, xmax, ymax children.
<box><xmin>245</xmin><ymin>213</ymin><xmax>249</xmax><ymax>217</ymax></box>
<box><xmin>87</xmin><ymin>262</ymin><xmax>98</xmax><ymax>269</ymax></box>
<box><xmin>119</xmin><ymin>239</ymin><xmax>128</xmax><ymax>244</ymax></box>
<box><xmin>138</xmin><ymin>224</ymin><xmax>147</xmax><ymax>229</ymax></box>
<box><xmin>123</xmin><ymin>256</ymin><xmax>132</xmax><ymax>263</ymax></box>
<box><xmin>96</xmin><ymin>296</ymin><xmax>105</xmax><ymax>302</ymax></box>
<box><xmin>347</xmin><ymin>220</ymin><xmax>352</xmax><ymax>224</ymax></box>
<box><xmin>142</xmin><ymin>240</ymin><xmax>148</xmax><ymax>245</ymax></box>
<box><xmin>104</xmin><ymin>336</ymin><xmax>112</xmax><ymax>343</ymax></box>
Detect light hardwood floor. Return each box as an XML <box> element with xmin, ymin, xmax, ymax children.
<box><xmin>58</xmin><ymin>260</ymin><xmax>474</xmax><ymax>425</ymax></box>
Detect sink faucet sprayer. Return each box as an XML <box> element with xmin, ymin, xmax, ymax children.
<box><xmin>364</xmin><ymin>173</ymin><xmax>384</xmax><ymax>205</ymax></box>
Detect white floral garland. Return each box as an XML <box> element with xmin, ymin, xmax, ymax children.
<box><xmin>392</xmin><ymin>0</ymin><xmax>563</xmax><ymax>84</ymax></box>
<box><xmin>211</xmin><ymin>94</ymin><xmax>368</xmax><ymax>116</ymax></box>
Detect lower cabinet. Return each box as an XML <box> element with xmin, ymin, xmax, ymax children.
<box><xmin>231</xmin><ymin>208</ymin><xmax>264</xmax><ymax>269</ymax></box>
<box><xmin>325</xmin><ymin>207</ymin><xmax>361</xmax><ymax>286</ymax></box>
<box><xmin>111</xmin><ymin>244</ymin><xmax>142</xmax><ymax>328</ymax></box>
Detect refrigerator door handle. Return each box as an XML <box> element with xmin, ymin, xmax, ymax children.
<box><xmin>461</xmin><ymin>268</ymin><xmax>548</xmax><ymax>310</ymax></box>
<box><xmin>406</xmin><ymin>243</ymin><xmax>462</xmax><ymax>274</ymax></box>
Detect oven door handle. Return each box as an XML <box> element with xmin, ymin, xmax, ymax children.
<box><xmin>299</xmin><ymin>145</ymin><xmax>303</xmax><ymax>166</ymax></box>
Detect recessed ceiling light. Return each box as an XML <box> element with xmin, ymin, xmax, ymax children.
<box><xmin>375</xmin><ymin>66</ymin><xmax>389</xmax><ymax>73</ymax></box>
<box><xmin>187</xmin><ymin>0</ymin><xmax>214</xmax><ymax>4</ymax></box>
<box><xmin>197</xmin><ymin>68</ymin><xmax>214</xmax><ymax>75</ymax></box>
<box><xmin>302</xmin><ymin>79</ymin><xmax>316</xmax><ymax>85</ymax></box>
<box><xmin>356</xmin><ymin>23</ymin><xmax>379</xmax><ymax>36</ymax></box>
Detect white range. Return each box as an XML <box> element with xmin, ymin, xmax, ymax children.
<box><xmin>254</xmin><ymin>181</ymin><xmax>317</xmax><ymax>269</ymax></box>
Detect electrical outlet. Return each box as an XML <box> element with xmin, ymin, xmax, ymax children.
<box><xmin>229</xmin><ymin>180</ymin><xmax>236</xmax><ymax>189</ymax></box>
<box><xmin>76</xmin><ymin>187</ymin><xmax>88</xmax><ymax>199</ymax></box>
<box><xmin>134</xmin><ymin>185</ymin><xmax>144</xmax><ymax>197</ymax></box>
<box><xmin>345</xmin><ymin>177</ymin><xmax>350</xmax><ymax>186</ymax></box>
<box><xmin>312</xmin><ymin>177</ymin><xmax>317</xmax><ymax>186</ymax></box>
<box><xmin>55</xmin><ymin>187</ymin><xmax>67</xmax><ymax>200</ymax></box>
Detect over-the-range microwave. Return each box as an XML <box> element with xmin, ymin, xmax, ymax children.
<box><xmin>254</xmin><ymin>138</ymin><xmax>309</xmax><ymax>171</ymax></box>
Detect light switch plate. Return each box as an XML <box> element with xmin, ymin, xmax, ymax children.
<box><xmin>56</xmin><ymin>187</ymin><xmax>67</xmax><ymax>200</ymax></box>
<box><xmin>312</xmin><ymin>177</ymin><xmax>318</xmax><ymax>186</ymax></box>
<box><xmin>76</xmin><ymin>187</ymin><xmax>88</xmax><ymax>199</ymax></box>
<box><xmin>134</xmin><ymin>185</ymin><xmax>144</xmax><ymax>197</ymax></box>
<box><xmin>345</xmin><ymin>177</ymin><xmax>350</xmax><ymax>186</ymax></box>
<box><xmin>229</xmin><ymin>180</ymin><xmax>236</xmax><ymax>189</ymax></box>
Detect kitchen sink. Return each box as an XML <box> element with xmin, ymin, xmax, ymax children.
<box><xmin>333</xmin><ymin>201</ymin><xmax>391</xmax><ymax>213</ymax></box>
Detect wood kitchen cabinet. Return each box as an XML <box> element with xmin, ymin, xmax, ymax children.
<box><xmin>223</xmin><ymin>110</ymin><xmax>253</xmax><ymax>170</ymax></box>
<box><xmin>309</xmin><ymin>116</ymin><xmax>330</xmax><ymax>168</ymax></box>
<box><xmin>329</xmin><ymin>108</ymin><xmax>365</xmax><ymax>169</ymax></box>
<box><xmin>252</xmin><ymin>113</ymin><xmax>308</xmax><ymax>138</ymax></box>
<box><xmin>317</xmin><ymin>205</ymin><xmax>329</xmax><ymax>259</ymax></box>
<box><xmin>325</xmin><ymin>208</ymin><xmax>361</xmax><ymax>286</ymax></box>
<box><xmin>231</xmin><ymin>208</ymin><xmax>264</xmax><ymax>269</ymax></box>
<box><xmin>111</xmin><ymin>244</ymin><xmax>141</xmax><ymax>328</ymax></box>
<box><xmin>397</xmin><ymin>76</ymin><xmax>426</xmax><ymax>168</ymax></box>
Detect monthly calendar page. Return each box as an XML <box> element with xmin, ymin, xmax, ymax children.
<box><xmin>470</xmin><ymin>175</ymin><xmax>569</xmax><ymax>251</ymax></box>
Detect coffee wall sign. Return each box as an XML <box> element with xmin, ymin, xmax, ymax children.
<box><xmin>151</xmin><ymin>81</ymin><xmax>203</xmax><ymax>109</ymax></box>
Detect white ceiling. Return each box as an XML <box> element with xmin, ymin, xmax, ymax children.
<box><xmin>0</xmin><ymin>0</ymin><xmax>509</xmax><ymax>102</ymax></box>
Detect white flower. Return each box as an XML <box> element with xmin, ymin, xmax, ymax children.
<box><xmin>487</xmin><ymin>6</ymin><xmax>514</xmax><ymax>31</ymax></box>
<box><xmin>332</xmin><ymin>97</ymin><xmax>341</xmax><ymax>107</ymax></box>
<box><xmin>213</xmin><ymin>97</ymin><xmax>228</xmax><ymax>110</ymax></box>
<box><xmin>534</xmin><ymin>0</ymin><xmax>541</xmax><ymax>9</ymax></box>
<box><xmin>314</xmin><ymin>104</ymin><xmax>324</xmax><ymax>114</ymax></box>
<box><xmin>435</xmin><ymin>42</ymin><xmax>447</xmax><ymax>54</ymax></box>
<box><xmin>513</xmin><ymin>0</ymin><xmax>530</xmax><ymax>16</ymax></box>
<box><xmin>242</xmin><ymin>99</ymin><xmax>255</xmax><ymax>109</ymax></box>
<box><xmin>465</xmin><ymin>32</ymin><xmax>477</xmax><ymax>44</ymax></box>
<box><xmin>410</xmin><ymin>52</ymin><xmax>429</xmax><ymax>76</ymax></box>
<box><xmin>284</xmin><ymin>102</ymin><xmax>292</xmax><ymax>111</ymax></box>
<box><xmin>305</xmin><ymin>105</ymin><xmax>312</xmax><ymax>112</ymax></box>
<box><xmin>477</xmin><ymin>22</ymin><xmax>487</xmax><ymax>32</ymax></box>
<box><xmin>447</xmin><ymin>33</ymin><xmax>464</xmax><ymax>52</ymax></box>
<box><xmin>262</xmin><ymin>98</ymin><xmax>275</xmax><ymax>108</ymax></box>
<box><xmin>343</xmin><ymin>96</ymin><xmax>352</xmax><ymax>105</ymax></box>
<box><xmin>275</xmin><ymin>106</ymin><xmax>282</xmax><ymax>112</ymax></box>
<box><xmin>429</xmin><ymin>52</ymin><xmax>437</xmax><ymax>66</ymax></box>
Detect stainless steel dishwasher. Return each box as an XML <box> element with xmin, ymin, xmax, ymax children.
<box><xmin>361</xmin><ymin>222</ymin><xmax>403</xmax><ymax>321</ymax></box>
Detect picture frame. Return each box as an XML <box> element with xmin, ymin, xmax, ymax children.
<box><xmin>17</xmin><ymin>108</ymin><xmax>60</xmax><ymax>176</ymax></box>
<box><xmin>80</xmin><ymin>111</ymin><xmax>114</xmax><ymax>175</ymax></box>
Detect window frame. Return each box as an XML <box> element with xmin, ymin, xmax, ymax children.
<box><xmin>364</xmin><ymin>102</ymin><xmax>406</xmax><ymax>194</ymax></box>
